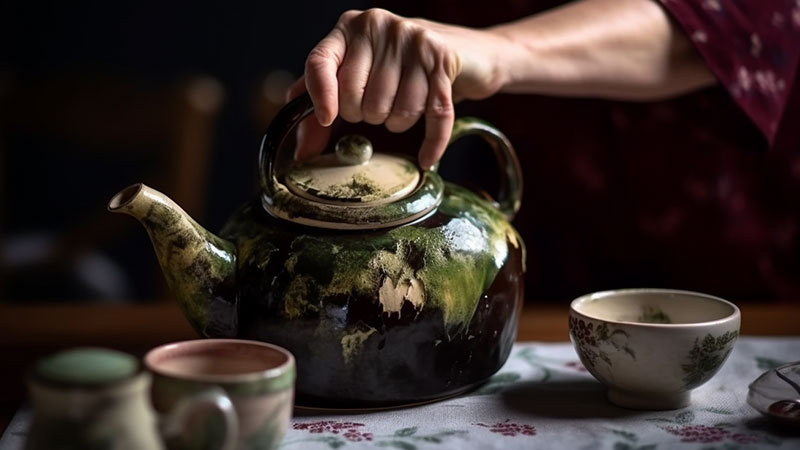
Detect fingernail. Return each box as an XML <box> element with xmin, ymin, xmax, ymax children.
<box><xmin>418</xmin><ymin>157</ymin><xmax>432</xmax><ymax>171</ymax></box>
<box><xmin>316</xmin><ymin>110</ymin><xmax>332</xmax><ymax>127</ymax></box>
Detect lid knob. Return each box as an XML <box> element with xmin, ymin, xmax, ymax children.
<box><xmin>335</xmin><ymin>135</ymin><xmax>373</xmax><ymax>165</ymax></box>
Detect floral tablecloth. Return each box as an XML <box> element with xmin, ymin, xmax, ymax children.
<box><xmin>2</xmin><ymin>338</ymin><xmax>798</xmax><ymax>449</ymax></box>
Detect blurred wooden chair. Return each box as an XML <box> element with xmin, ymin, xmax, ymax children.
<box><xmin>0</xmin><ymin>71</ymin><xmax>225</xmax><ymax>302</ymax></box>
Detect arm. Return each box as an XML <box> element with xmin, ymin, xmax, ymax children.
<box><xmin>289</xmin><ymin>0</ymin><xmax>716</xmax><ymax>167</ymax></box>
<box><xmin>488</xmin><ymin>0</ymin><xmax>716</xmax><ymax>100</ymax></box>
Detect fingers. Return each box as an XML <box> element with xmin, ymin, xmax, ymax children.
<box><xmin>384</xmin><ymin>65</ymin><xmax>427</xmax><ymax>133</ymax></box>
<box><xmin>337</xmin><ymin>35</ymin><xmax>373</xmax><ymax>123</ymax></box>
<box><xmin>285</xmin><ymin>75</ymin><xmax>307</xmax><ymax>103</ymax></box>
<box><xmin>295</xmin><ymin>115</ymin><xmax>332</xmax><ymax>161</ymax></box>
<box><xmin>299</xmin><ymin>9</ymin><xmax>462</xmax><ymax>167</ymax></box>
<box><xmin>419</xmin><ymin>68</ymin><xmax>455</xmax><ymax>169</ymax></box>
<box><xmin>286</xmin><ymin>76</ymin><xmax>332</xmax><ymax>161</ymax></box>
<box><xmin>361</xmin><ymin>42</ymin><xmax>401</xmax><ymax>125</ymax></box>
<box><xmin>305</xmin><ymin>26</ymin><xmax>347</xmax><ymax>126</ymax></box>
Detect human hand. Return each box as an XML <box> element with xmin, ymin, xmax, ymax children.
<box><xmin>286</xmin><ymin>8</ymin><xmax>508</xmax><ymax>168</ymax></box>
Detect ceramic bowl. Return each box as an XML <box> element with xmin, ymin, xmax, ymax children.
<box><xmin>569</xmin><ymin>288</ymin><xmax>740</xmax><ymax>410</ymax></box>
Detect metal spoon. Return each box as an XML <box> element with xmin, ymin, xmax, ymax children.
<box><xmin>767</xmin><ymin>367</ymin><xmax>800</xmax><ymax>426</ymax></box>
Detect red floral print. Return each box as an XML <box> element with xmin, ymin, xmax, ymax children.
<box><xmin>569</xmin><ymin>317</ymin><xmax>635</xmax><ymax>370</ymax></box>
<box><xmin>666</xmin><ymin>424</ymin><xmax>728</xmax><ymax>443</ymax></box>
<box><xmin>293</xmin><ymin>421</ymin><xmax>374</xmax><ymax>442</ymax></box>
<box><xmin>731</xmin><ymin>433</ymin><xmax>761</xmax><ymax>445</ymax></box>
<box><xmin>665</xmin><ymin>425</ymin><xmax>759</xmax><ymax>444</ymax></box>
<box><xmin>475</xmin><ymin>419</ymin><xmax>537</xmax><ymax>437</ymax></box>
<box><xmin>569</xmin><ymin>317</ymin><xmax>601</xmax><ymax>369</ymax></box>
<box><xmin>569</xmin><ymin>317</ymin><xmax>596</xmax><ymax>347</ymax></box>
<box><xmin>564</xmin><ymin>360</ymin><xmax>588</xmax><ymax>372</ymax></box>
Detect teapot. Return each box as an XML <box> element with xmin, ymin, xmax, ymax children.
<box><xmin>109</xmin><ymin>93</ymin><xmax>525</xmax><ymax>407</ymax></box>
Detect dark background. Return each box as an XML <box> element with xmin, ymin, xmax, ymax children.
<box><xmin>1</xmin><ymin>0</ymin><xmax>798</xmax><ymax>304</ymax></box>
<box><xmin>0</xmin><ymin>0</ymin><xmax>369</xmax><ymax>301</ymax></box>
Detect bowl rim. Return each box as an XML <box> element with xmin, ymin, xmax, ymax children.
<box><xmin>569</xmin><ymin>288</ymin><xmax>741</xmax><ymax>328</ymax></box>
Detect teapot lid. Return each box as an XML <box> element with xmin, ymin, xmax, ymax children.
<box><xmin>285</xmin><ymin>135</ymin><xmax>420</xmax><ymax>205</ymax></box>
<box><xmin>259</xmin><ymin>93</ymin><xmax>522</xmax><ymax>230</ymax></box>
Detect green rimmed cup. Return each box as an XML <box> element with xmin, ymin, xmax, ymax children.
<box><xmin>145</xmin><ymin>339</ymin><xmax>296</xmax><ymax>450</ymax></box>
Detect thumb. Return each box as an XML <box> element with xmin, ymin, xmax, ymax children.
<box><xmin>285</xmin><ymin>75</ymin><xmax>332</xmax><ymax>161</ymax></box>
<box><xmin>286</xmin><ymin>75</ymin><xmax>308</xmax><ymax>103</ymax></box>
<box><xmin>294</xmin><ymin>116</ymin><xmax>332</xmax><ymax>161</ymax></box>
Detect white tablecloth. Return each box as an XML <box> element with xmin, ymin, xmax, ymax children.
<box><xmin>2</xmin><ymin>337</ymin><xmax>799</xmax><ymax>450</ymax></box>
<box><xmin>283</xmin><ymin>337</ymin><xmax>800</xmax><ymax>450</ymax></box>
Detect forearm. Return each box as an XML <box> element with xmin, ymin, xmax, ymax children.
<box><xmin>487</xmin><ymin>0</ymin><xmax>716</xmax><ymax>100</ymax></box>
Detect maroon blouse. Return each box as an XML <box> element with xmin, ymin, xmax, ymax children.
<box><xmin>373</xmin><ymin>0</ymin><xmax>800</xmax><ymax>302</ymax></box>
<box><xmin>660</xmin><ymin>0</ymin><xmax>800</xmax><ymax>144</ymax></box>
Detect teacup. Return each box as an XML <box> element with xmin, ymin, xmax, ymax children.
<box><xmin>145</xmin><ymin>339</ymin><xmax>295</xmax><ymax>450</ymax></box>
<box><xmin>569</xmin><ymin>288</ymin><xmax>740</xmax><ymax>410</ymax></box>
<box><xmin>25</xmin><ymin>348</ymin><xmax>237</xmax><ymax>450</ymax></box>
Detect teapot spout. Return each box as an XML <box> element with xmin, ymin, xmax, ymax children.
<box><xmin>108</xmin><ymin>184</ymin><xmax>237</xmax><ymax>337</ymax></box>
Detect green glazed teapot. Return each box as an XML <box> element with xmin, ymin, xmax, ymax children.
<box><xmin>109</xmin><ymin>93</ymin><xmax>525</xmax><ymax>407</ymax></box>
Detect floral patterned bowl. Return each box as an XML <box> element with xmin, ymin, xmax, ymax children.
<box><xmin>569</xmin><ymin>288</ymin><xmax>740</xmax><ymax>410</ymax></box>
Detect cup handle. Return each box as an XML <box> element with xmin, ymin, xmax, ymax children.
<box><xmin>160</xmin><ymin>387</ymin><xmax>239</xmax><ymax>450</ymax></box>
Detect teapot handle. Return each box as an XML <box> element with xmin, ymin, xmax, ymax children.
<box><xmin>259</xmin><ymin>93</ymin><xmax>315</xmax><ymax>201</ymax></box>
<box><xmin>444</xmin><ymin>118</ymin><xmax>523</xmax><ymax>220</ymax></box>
<box><xmin>259</xmin><ymin>94</ymin><xmax>523</xmax><ymax>220</ymax></box>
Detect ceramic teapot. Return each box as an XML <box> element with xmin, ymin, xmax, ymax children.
<box><xmin>108</xmin><ymin>93</ymin><xmax>525</xmax><ymax>407</ymax></box>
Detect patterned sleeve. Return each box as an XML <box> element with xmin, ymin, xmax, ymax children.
<box><xmin>658</xmin><ymin>0</ymin><xmax>800</xmax><ymax>144</ymax></box>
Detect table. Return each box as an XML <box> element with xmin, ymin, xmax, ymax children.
<box><xmin>1</xmin><ymin>301</ymin><xmax>799</xmax><ymax>447</ymax></box>
<box><xmin>2</xmin><ymin>338</ymin><xmax>799</xmax><ymax>449</ymax></box>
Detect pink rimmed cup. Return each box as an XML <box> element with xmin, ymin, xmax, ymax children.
<box><xmin>145</xmin><ymin>339</ymin><xmax>295</xmax><ymax>450</ymax></box>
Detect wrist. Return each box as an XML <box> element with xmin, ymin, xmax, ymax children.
<box><xmin>484</xmin><ymin>25</ymin><xmax>542</xmax><ymax>94</ymax></box>
<box><xmin>449</xmin><ymin>25</ymin><xmax>524</xmax><ymax>100</ymax></box>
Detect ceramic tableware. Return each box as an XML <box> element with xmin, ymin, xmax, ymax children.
<box><xmin>747</xmin><ymin>361</ymin><xmax>800</xmax><ymax>427</ymax></box>
<box><xmin>569</xmin><ymin>288</ymin><xmax>740</xmax><ymax>410</ymax></box>
<box><xmin>145</xmin><ymin>339</ymin><xmax>295</xmax><ymax>450</ymax></box>
<box><xmin>25</xmin><ymin>348</ymin><xmax>237</xmax><ymax>450</ymax></box>
<box><xmin>109</xmin><ymin>92</ymin><xmax>525</xmax><ymax>407</ymax></box>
